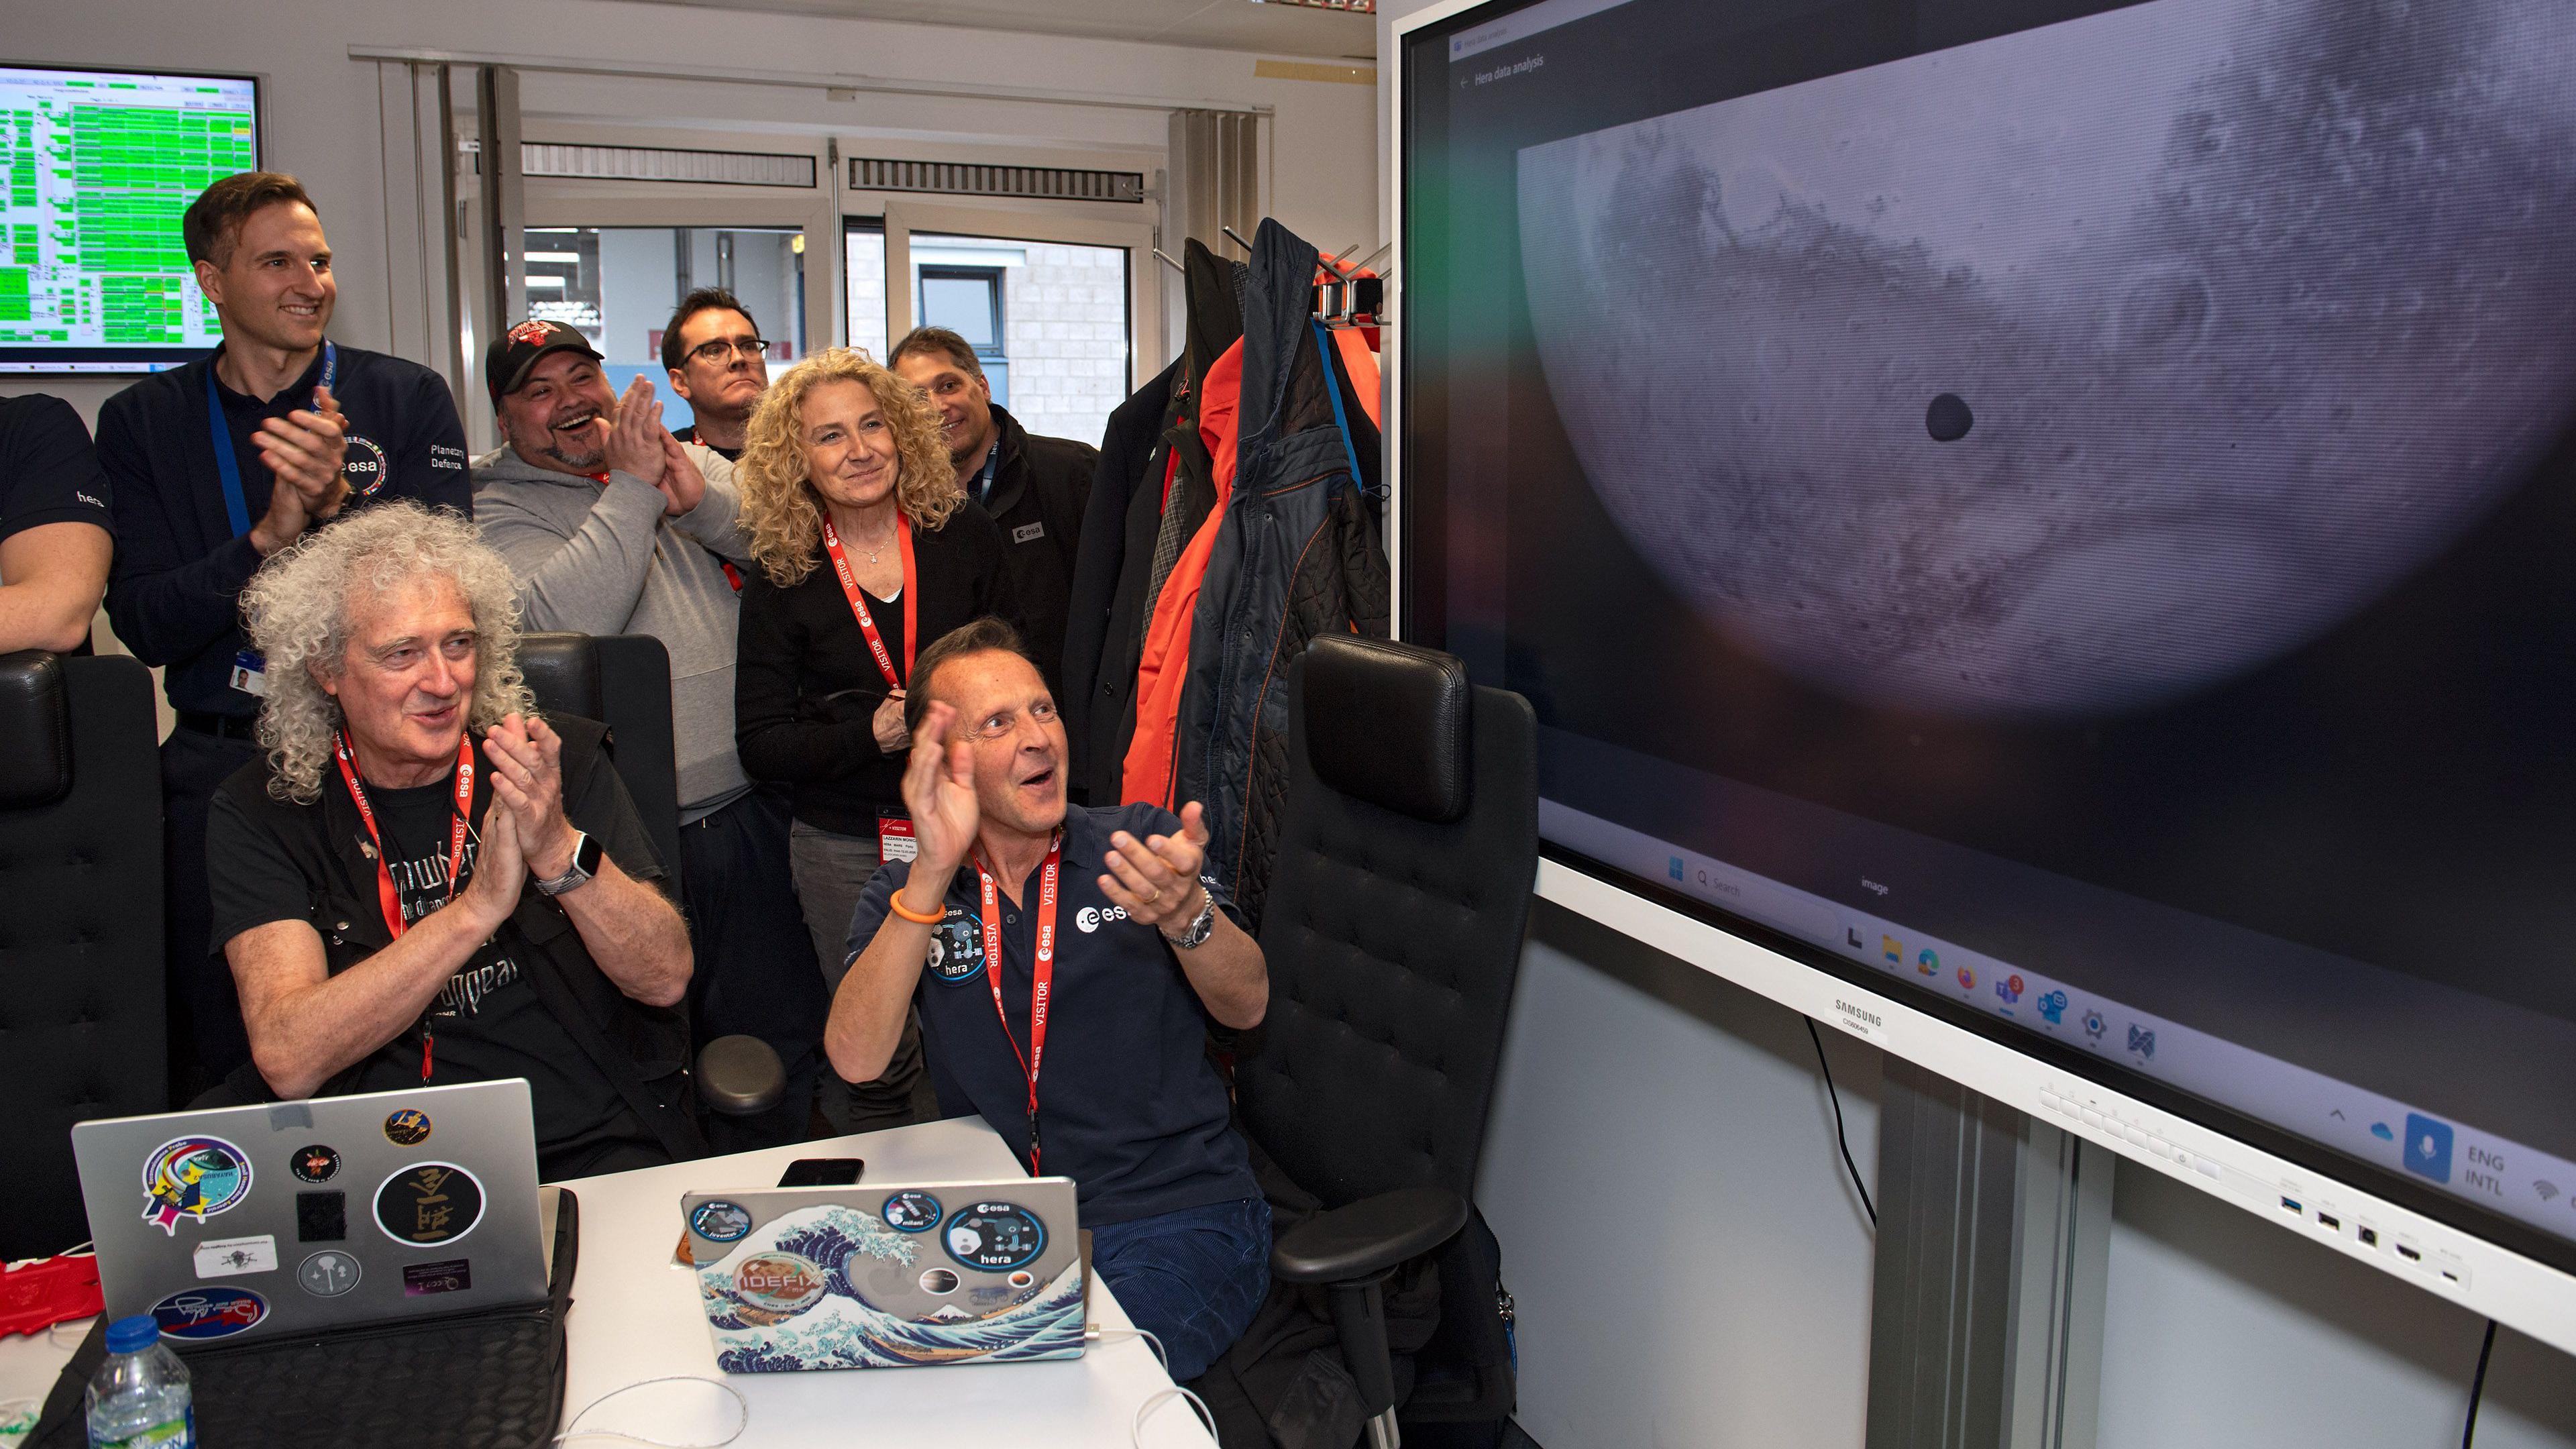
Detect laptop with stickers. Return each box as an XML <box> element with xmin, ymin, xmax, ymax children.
<box><xmin>680</xmin><ymin>1178</ymin><xmax>1083</xmax><ymax>1372</ymax></box>
<box><xmin>70</xmin><ymin>1079</ymin><xmax>551</xmax><ymax>1348</ymax></box>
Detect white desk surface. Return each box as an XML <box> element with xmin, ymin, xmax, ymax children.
<box><xmin>1</xmin><ymin>1119</ymin><xmax>1216</xmax><ymax>1448</ymax></box>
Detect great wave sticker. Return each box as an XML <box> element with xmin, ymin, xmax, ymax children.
<box><xmin>695</xmin><ymin>1203</ymin><xmax>1083</xmax><ymax>1371</ymax></box>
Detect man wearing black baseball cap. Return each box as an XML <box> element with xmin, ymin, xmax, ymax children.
<box><xmin>472</xmin><ymin>318</ymin><xmax>822</xmax><ymax>1147</ymax></box>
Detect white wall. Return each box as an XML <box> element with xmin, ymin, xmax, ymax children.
<box><xmin>1478</xmin><ymin>904</ymin><xmax>1882</xmax><ymax>1449</ymax></box>
<box><xmin>12</xmin><ymin>0</ymin><xmax>1377</xmax><ymax>429</ymax></box>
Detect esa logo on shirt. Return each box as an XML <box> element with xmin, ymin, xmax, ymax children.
<box><xmin>926</xmin><ymin>906</ymin><xmax>986</xmax><ymax>985</ymax></box>
<box><xmin>1075</xmin><ymin>904</ymin><xmax>1129</xmax><ymax>934</ymax></box>
<box><xmin>343</xmin><ymin>434</ymin><xmax>392</xmax><ymax>497</ymax></box>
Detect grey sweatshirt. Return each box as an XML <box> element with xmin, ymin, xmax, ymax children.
<box><xmin>472</xmin><ymin>445</ymin><xmax>755</xmax><ymax>822</ymax></box>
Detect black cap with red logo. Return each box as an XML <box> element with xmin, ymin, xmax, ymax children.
<box><xmin>485</xmin><ymin>319</ymin><xmax>604</xmax><ymax>404</ymax></box>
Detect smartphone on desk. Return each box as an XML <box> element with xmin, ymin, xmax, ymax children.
<box><xmin>777</xmin><ymin>1157</ymin><xmax>865</xmax><ymax>1187</ymax></box>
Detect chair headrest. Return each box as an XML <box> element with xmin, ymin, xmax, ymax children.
<box><xmin>517</xmin><ymin>633</ymin><xmax>604</xmax><ymax>720</ymax></box>
<box><xmin>1301</xmin><ymin>635</ymin><xmax>1472</xmax><ymax>823</ymax></box>
<box><xmin>0</xmin><ymin>650</ymin><xmax>70</xmax><ymax>809</ymax></box>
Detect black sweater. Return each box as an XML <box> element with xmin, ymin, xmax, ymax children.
<box><xmin>734</xmin><ymin>502</ymin><xmax>1023</xmax><ymax>835</ymax></box>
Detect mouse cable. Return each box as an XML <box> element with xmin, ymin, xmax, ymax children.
<box><xmin>553</xmin><ymin>1375</ymin><xmax>749</xmax><ymax>1447</ymax></box>
<box><xmin>1808</xmin><ymin>1016</ymin><xmax>1878</xmax><ymax>1228</ymax></box>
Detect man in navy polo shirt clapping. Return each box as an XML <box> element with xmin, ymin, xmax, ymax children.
<box><xmin>828</xmin><ymin>616</ymin><xmax>1271</xmax><ymax>1384</ymax></box>
<box><xmin>97</xmin><ymin>171</ymin><xmax>470</xmax><ymax>1099</ymax></box>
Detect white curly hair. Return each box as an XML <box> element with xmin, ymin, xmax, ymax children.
<box><xmin>239</xmin><ymin>500</ymin><xmax>536</xmax><ymax>803</ymax></box>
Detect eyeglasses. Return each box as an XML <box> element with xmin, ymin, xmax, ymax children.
<box><xmin>688</xmin><ymin>335</ymin><xmax>768</xmax><ymax>364</ymax></box>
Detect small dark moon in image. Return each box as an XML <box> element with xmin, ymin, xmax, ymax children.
<box><xmin>1927</xmin><ymin>393</ymin><xmax>1974</xmax><ymax>442</ymax></box>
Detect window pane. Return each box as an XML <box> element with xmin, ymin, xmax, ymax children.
<box><xmin>920</xmin><ymin>274</ymin><xmax>1000</xmax><ymax>347</ymax></box>
<box><xmin>908</xmin><ymin>233</ymin><xmax>1129</xmax><ymax>451</ymax></box>
<box><xmin>521</xmin><ymin>226</ymin><xmax>804</xmax><ymax>431</ymax></box>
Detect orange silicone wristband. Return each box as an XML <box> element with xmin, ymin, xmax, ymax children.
<box><xmin>887</xmin><ymin>890</ymin><xmax>944</xmax><ymax>925</ymax></box>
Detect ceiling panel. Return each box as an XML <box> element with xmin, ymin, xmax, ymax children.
<box><xmin>626</xmin><ymin>0</ymin><xmax>1377</xmax><ymax>60</ymax></box>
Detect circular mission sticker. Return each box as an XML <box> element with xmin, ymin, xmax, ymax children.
<box><xmin>139</xmin><ymin>1136</ymin><xmax>252</xmax><ymax>1236</ymax></box>
<box><xmin>375</xmin><ymin>1162</ymin><xmax>486</xmax><ymax>1247</ymax></box>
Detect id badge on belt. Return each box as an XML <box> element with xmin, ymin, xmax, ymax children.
<box><xmin>877</xmin><ymin>813</ymin><xmax>918</xmax><ymax>863</ymax></box>
<box><xmin>230</xmin><ymin>648</ymin><xmax>268</xmax><ymax>697</ymax></box>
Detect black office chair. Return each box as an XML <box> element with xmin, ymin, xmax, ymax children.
<box><xmin>0</xmin><ymin>650</ymin><xmax>165</xmax><ymax>1262</ymax></box>
<box><xmin>515</xmin><ymin>633</ymin><xmax>779</xmax><ymax>1120</ymax></box>
<box><xmin>1234</xmin><ymin>635</ymin><xmax>1539</xmax><ymax>1449</ymax></box>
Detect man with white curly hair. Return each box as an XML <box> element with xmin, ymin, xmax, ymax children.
<box><xmin>203</xmin><ymin>500</ymin><xmax>705</xmax><ymax>1177</ymax></box>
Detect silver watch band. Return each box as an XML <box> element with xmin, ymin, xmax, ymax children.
<box><xmin>1163</xmin><ymin>886</ymin><xmax>1218</xmax><ymax>948</ymax></box>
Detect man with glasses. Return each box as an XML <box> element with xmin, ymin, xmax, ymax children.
<box><xmin>474</xmin><ymin>319</ymin><xmax>822</xmax><ymax>1147</ymax></box>
<box><xmin>663</xmin><ymin>288</ymin><xmax>771</xmax><ymax>461</ymax></box>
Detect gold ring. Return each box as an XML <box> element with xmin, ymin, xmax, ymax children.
<box><xmin>1144</xmin><ymin>887</ymin><xmax>1161</xmax><ymax>904</ymax></box>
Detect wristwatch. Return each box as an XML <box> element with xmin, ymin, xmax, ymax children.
<box><xmin>535</xmin><ymin>831</ymin><xmax>602</xmax><ymax>897</ymax></box>
<box><xmin>1162</xmin><ymin>885</ymin><xmax>1219</xmax><ymax>950</ymax></box>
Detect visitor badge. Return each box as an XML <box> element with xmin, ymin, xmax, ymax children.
<box><xmin>230</xmin><ymin>648</ymin><xmax>268</xmax><ymax>697</ymax></box>
<box><xmin>877</xmin><ymin>814</ymin><xmax>918</xmax><ymax>863</ymax></box>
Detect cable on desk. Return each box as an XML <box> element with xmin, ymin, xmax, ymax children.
<box><xmin>1132</xmin><ymin>1385</ymin><xmax>1217</xmax><ymax>1448</ymax></box>
<box><xmin>1087</xmin><ymin>1324</ymin><xmax>1170</xmax><ymax>1373</ymax></box>
<box><xmin>1807</xmin><ymin>1016</ymin><xmax>1878</xmax><ymax>1228</ymax></box>
<box><xmin>2463</xmin><ymin>1318</ymin><xmax>2498</xmax><ymax>1448</ymax></box>
<box><xmin>553</xmin><ymin>1375</ymin><xmax>750</xmax><ymax>1447</ymax></box>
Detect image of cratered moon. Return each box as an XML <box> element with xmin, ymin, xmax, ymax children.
<box><xmin>1517</xmin><ymin>0</ymin><xmax>2576</xmax><ymax>718</ymax></box>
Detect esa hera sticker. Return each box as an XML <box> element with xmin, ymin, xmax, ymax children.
<box><xmin>151</xmin><ymin>1286</ymin><xmax>268</xmax><ymax>1340</ymax></box>
<box><xmin>402</xmin><ymin>1259</ymin><xmax>472</xmax><ymax>1297</ymax></box>
<box><xmin>140</xmin><ymin>1136</ymin><xmax>252</xmax><ymax>1235</ymax></box>
<box><xmin>691</xmin><ymin>1200</ymin><xmax>753</xmax><ymax>1243</ymax></box>
<box><xmin>382</xmin><ymin>1108</ymin><xmax>433</xmax><ymax>1146</ymax></box>
<box><xmin>289</xmin><ymin>1144</ymin><xmax>340</xmax><ymax>1183</ymax></box>
<box><xmin>927</xmin><ymin>909</ymin><xmax>985</xmax><ymax>985</ymax></box>
<box><xmin>375</xmin><ymin>1163</ymin><xmax>486</xmax><ymax>1246</ymax></box>
<box><xmin>881</xmin><ymin>1190</ymin><xmax>942</xmax><ymax>1232</ymax></box>
<box><xmin>943</xmin><ymin>1201</ymin><xmax>1045</xmax><ymax>1272</ymax></box>
<box><xmin>343</xmin><ymin>433</ymin><xmax>391</xmax><ymax>496</ymax></box>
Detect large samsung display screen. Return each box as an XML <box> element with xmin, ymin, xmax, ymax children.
<box><xmin>1402</xmin><ymin>0</ymin><xmax>2576</xmax><ymax>1271</ymax></box>
<box><xmin>0</xmin><ymin>65</ymin><xmax>258</xmax><ymax>374</ymax></box>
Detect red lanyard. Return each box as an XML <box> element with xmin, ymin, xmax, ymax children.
<box><xmin>974</xmin><ymin>835</ymin><xmax>1062</xmax><ymax>1174</ymax></box>
<box><xmin>334</xmin><ymin>730</ymin><xmax>475</xmax><ymax>1079</ymax></box>
<box><xmin>820</xmin><ymin>513</ymin><xmax>917</xmax><ymax>692</ymax></box>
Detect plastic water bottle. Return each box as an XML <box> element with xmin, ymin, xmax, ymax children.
<box><xmin>84</xmin><ymin>1316</ymin><xmax>194</xmax><ymax>1448</ymax></box>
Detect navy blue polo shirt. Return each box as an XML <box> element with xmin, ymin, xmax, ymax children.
<box><xmin>96</xmin><ymin>341</ymin><xmax>470</xmax><ymax>717</ymax></box>
<box><xmin>847</xmin><ymin>802</ymin><xmax>1261</xmax><ymax>1226</ymax></box>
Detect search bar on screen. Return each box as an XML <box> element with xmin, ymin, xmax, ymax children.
<box><xmin>1446</xmin><ymin>0</ymin><xmax>1635</xmax><ymax>63</ymax></box>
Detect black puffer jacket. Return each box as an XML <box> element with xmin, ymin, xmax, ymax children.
<box><xmin>979</xmin><ymin>405</ymin><xmax>1097</xmax><ymax>691</ymax></box>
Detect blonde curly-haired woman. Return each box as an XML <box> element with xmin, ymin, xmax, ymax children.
<box><xmin>733</xmin><ymin>347</ymin><xmax>1020</xmax><ymax>1134</ymax></box>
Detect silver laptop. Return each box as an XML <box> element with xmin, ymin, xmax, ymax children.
<box><xmin>681</xmin><ymin>1178</ymin><xmax>1083</xmax><ymax>1372</ymax></box>
<box><xmin>72</xmin><ymin>1080</ymin><xmax>551</xmax><ymax>1348</ymax></box>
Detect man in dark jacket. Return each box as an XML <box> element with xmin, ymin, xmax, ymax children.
<box><xmin>98</xmin><ymin>171</ymin><xmax>470</xmax><ymax>1098</ymax></box>
<box><xmin>890</xmin><ymin>327</ymin><xmax>1097</xmax><ymax>691</ymax></box>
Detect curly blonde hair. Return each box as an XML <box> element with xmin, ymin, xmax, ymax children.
<box><xmin>736</xmin><ymin>346</ymin><xmax>964</xmax><ymax>587</ymax></box>
<box><xmin>239</xmin><ymin>500</ymin><xmax>536</xmax><ymax>804</ymax></box>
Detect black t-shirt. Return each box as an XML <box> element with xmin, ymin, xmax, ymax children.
<box><xmin>1</xmin><ymin>393</ymin><xmax>115</xmax><ymax>545</ymax></box>
<box><xmin>846</xmin><ymin>804</ymin><xmax>1262</xmax><ymax>1226</ymax></box>
<box><xmin>0</xmin><ymin>394</ymin><xmax>114</xmax><ymax>655</ymax></box>
<box><xmin>733</xmin><ymin>502</ymin><xmax>1024</xmax><ymax>835</ymax></box>
<box><xmin>96</xmin><ymin>344</ymin><xmax>471</xmax><ymax>718</ymax></box>
<box><xmin>206</xmin><ymin>737</ymin><xmax>663</xmax><ymax>1171</ymax></box>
